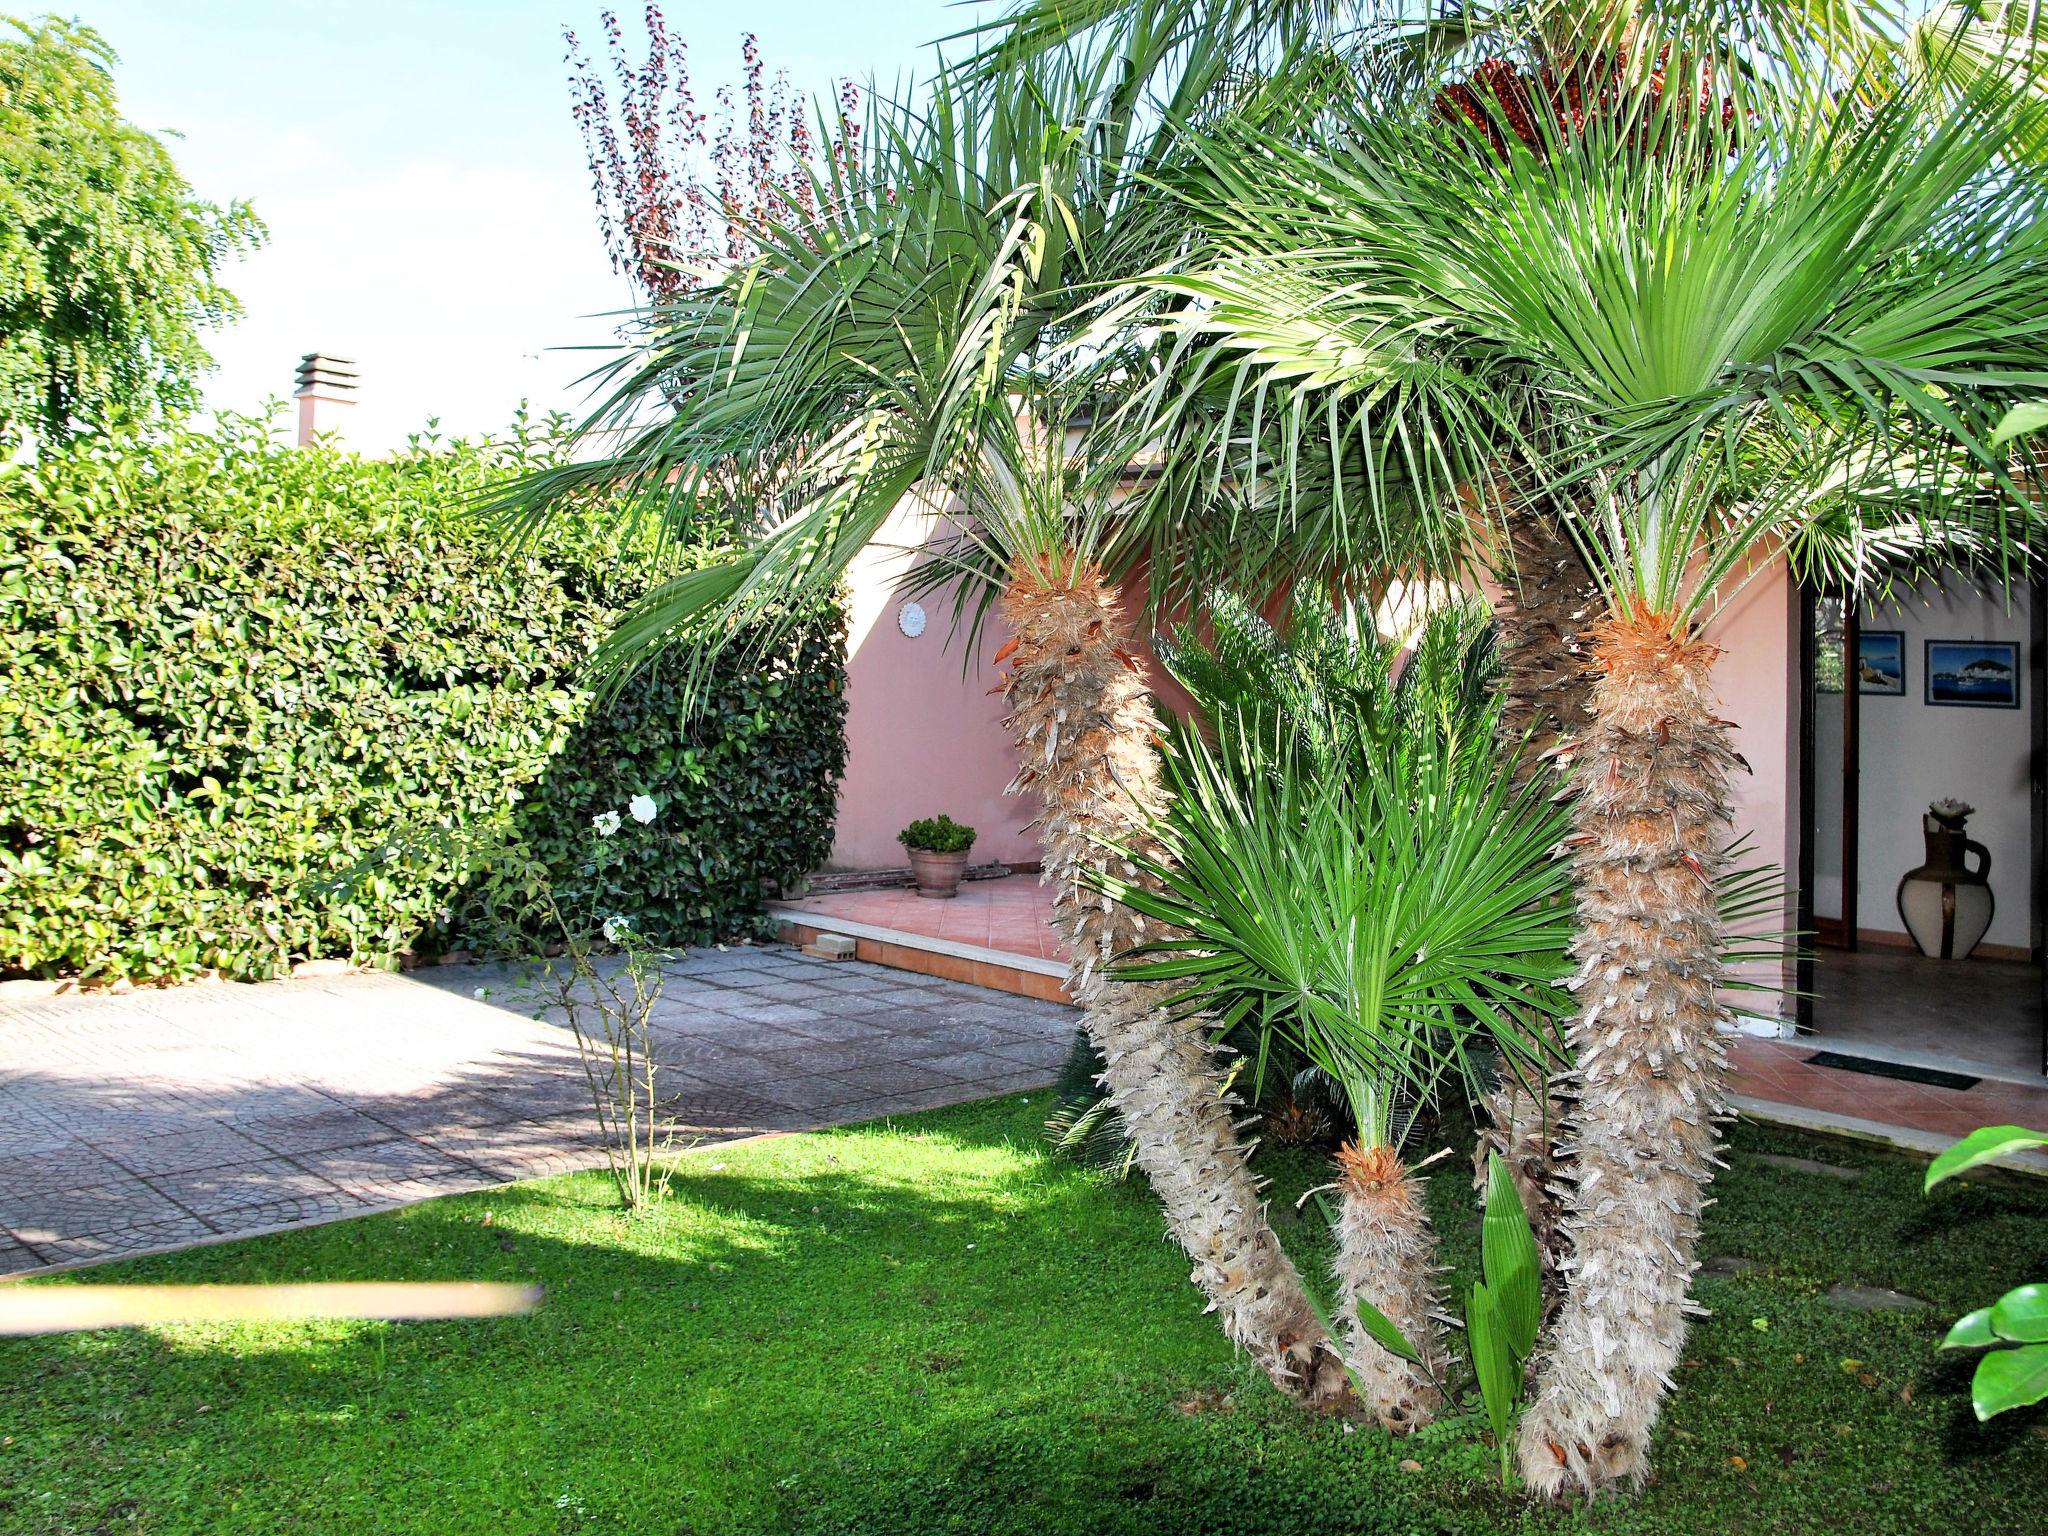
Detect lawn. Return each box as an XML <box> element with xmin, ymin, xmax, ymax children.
<box><xmin>1</xmin><ymin>1094</ymin><xmax>2043</xmax><ymax>1535</ymax></box>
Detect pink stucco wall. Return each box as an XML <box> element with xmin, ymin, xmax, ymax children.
<box><xmin>827</xmin><ymin>503</ymin><xmax>1039</xmax><ymax>870</ymax></box>
<box><xmin>1704</xmin><ymin>559</ymin><xmax>1802</xmax><ymax>1004</ymax></box>
<box><xmin>831</xmin><ymin>538</ymin><xmax>1195</xmax><ymax>871</ymax></box>
<box><xmin>830</xmin><ymin>533</ymin><xmax>1804</xmax><ymax>1008</ymax></box>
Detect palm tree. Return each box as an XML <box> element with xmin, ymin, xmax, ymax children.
<box><xmin>1104</xmin><ymin>594</ymin><xmax>1578</xmax><ymax>1430</ymax></box>
<box><xmin>1084</xmin><ymin>48</ymin><xmax>2048</xmax><ymax>1491</ymax></box>
<box><xmin>508</xmin><ymin>48</ymin><xmax>1364</xmax><ymax>1407</ymax></box>
<box><xmin>964</xmin><ymin>0</ymin><xmax>2048</xmax><ymax>1358</ymax></box>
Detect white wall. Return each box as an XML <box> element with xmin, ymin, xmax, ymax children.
<box><xmin>1836</xmin><ymin>578</ymin><xmax>2033</xmax><ymax>952</ymax></box>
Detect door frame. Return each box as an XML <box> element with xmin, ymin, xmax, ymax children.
<box><xmin>1794</xmin><ymin>582</ymin><xmax>1859</xmax><ymax>1032</ymax></box>
<box><xmin>2033</xmin><ymin>572</ymin><xmax>2046</xmax><ymax>1072</ymax></box>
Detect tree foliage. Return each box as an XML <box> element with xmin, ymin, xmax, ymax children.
<box><xmin>565</xmin><ymin>8</ymin><xmax>861</xmax><ymax>297</ymax></box>
<box><xmin>0</xmin><ymin>16</ymin><xmax>262</xmax><ymax>443</ymax></box>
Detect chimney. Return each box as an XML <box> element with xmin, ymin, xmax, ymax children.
<box><xmin>293</xmin><ymin>353</ymin><xmax>358</xmax><ymax>445</ymax></box>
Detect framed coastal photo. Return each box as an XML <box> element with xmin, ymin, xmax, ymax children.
<box><xmin>1856</xmin><ymin>630</ymin><xmax>1905</xmax><ymax>696</ymax></box>
<box><xmin>1925</xmin><ymin>639</ymin><xmax>2021</xmax><ymax>709</ymax></box>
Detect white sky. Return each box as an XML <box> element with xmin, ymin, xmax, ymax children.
<box><xmin>84</xmin><ymin>1</ymin><xmax>982</xmax><ymax>451</ymax></box>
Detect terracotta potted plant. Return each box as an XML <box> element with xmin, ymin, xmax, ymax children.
<box><xmin>899</xmin><ymin>815</ymin><xmax>976</xmax><ymax>899</ymax></box>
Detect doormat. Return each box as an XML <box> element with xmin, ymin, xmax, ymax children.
<box><xmin>1807</xmin><ymin>1050</ymin><xmax>1981</xmax><ymax>1093</ymax></box>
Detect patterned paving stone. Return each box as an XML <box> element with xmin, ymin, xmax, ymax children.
<box><xmin>864</xmin><ymin>987</ymin><xmax>951</xmax><ymax>1010</ymax></box>
<box><xmin>814</xmin><ymin>990</ymin><xmax>927</xmax><ymax>1019</ymax></box>
<box><xmin>30</xmin><ymin>1217</ymin><xmax>219</xmax><ymax>1267</ymax></box>
<box><xmin>146</xmin><ymin>1158</ymin><xmax>346</xmax><ymax>1218</ymax></box>
<box><xmin>659</xmin><ymin>1086</ymin><xmax>797</xmax><ymax>1132</ymax></box>
<box><xmin>200</xmin><ymin>1191</ymin><xmax>376</xmax><ymax>1237</ymax></box>
<box><xmin>757</xmin><ymin>1073</ymin><xmax>872</xmax><ymax>1112</ymax></box>
<box><xmin>828</xmin><ymin>1061</ymin><xmax>963</xmax><ymax>1096</ymax></box>
<box><xmin>293</xmin><ymin>1139</ymin><xmax>483</xmax><ymax>1192</ymax></box>
<box><xmin>650</xmin><ymin>1030</ymin><xmax>816</xmax><ymax>1072</ymax></box>
<box><xmin>238</xmin><ymin>1108</ymin><xmax>399</xmax><ymax>1156</ymax></box>
<box><xmin>711</xmin><ymin>1000</ymin><xmax>832</xmax><ymax>1030</ymax></box>
<box><xmin>486</xmin><ymin>1075</ymin><xmax>596</xmax><ymax>1117</ymax></box>
<box><xmin>888</xmin><ymin>1047</ymin><xmax>1048</xmax><ymax>1083</ymax></box>
<box><xmin>0</xmin><ymin>1140</ymin><xmax>135</xmax><ymax>1191</ymax></box>
<box><xmin>691</xmin><ymin>967</ymin><xmax>791</xmax><ymax>989</ymax></box>
<box><xmin>418</xmin><ymin>1118</ymin><xmax>605</xmax><ymax>1182</ymax></box>
<box><xmin>739</xmin><ymin>981</ymin><xmax>849</xmax><ymax>1005</ymax></box>
<box><xmin>1</xmin><ymin>1179</ymin><xmax>194</xmax><ymax>1245</ymax></box>
<box><xmin>101</xmin><ymin>1124</ymin><xmax>273</xmax><ymax>1177</ymax></box>
<box><xmin>734</xmin><ymin>1011</ymin><xmax>893</xmax><ymax>1045</ymax></box>
<box><xmin>0</xmin><ymin>1237</ymin><xmax>45</xmax><ymax>1275</ymax></box>
<box><xmin>363</xmin><ymin>1091</ymin><xmax>529</xmax><ymax>1135</ymax></box>
<box><xmin>890</xmin><ymin>1022</ymin><xmax>1048</xmax><ymax>1056</ymax></box>
<box><xmin>798</xmin><ymin>969</ymin><xmax>890</xmax><ymax>991</ymax></box>
<box><xmin>925</xmin><ymin>1000</ymin><xmax>1056</xmax><ymax>1030</ymax></box>
<box><xmin>752</xmin><ymin>1041</ymin><xmax>901</xmax><ymax>1077</ymax></box>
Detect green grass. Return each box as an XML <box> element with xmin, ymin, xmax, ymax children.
<box><xmin>2</xmin><ymin>1096</ymin><xmax>2044</xmax><ymax>1535</ymax></box>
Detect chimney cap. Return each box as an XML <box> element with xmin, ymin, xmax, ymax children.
<box><xmin>294</xmin><ymin>353</ymin><xmax>359</xmax><ymax>392</ymax></box>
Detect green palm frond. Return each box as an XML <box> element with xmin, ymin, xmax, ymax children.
<box><xmin>1098</xmin><ymin>595</ymin><xmax>1572</xmax><ymax>1149</ymax></box>
<box><xmin>499</xmin><ymin>58</ymin><xmax>1143</xmax><ymax>675</ymax></box>
<box><xmin>1100</xmin><ymin>699</ymin><xmax>1574</xmax><ymax>1149</ymax></box>
<box><xmin>499</xmin><ymin>38</ymin><xmax>1373</xmax><ymax>690</ymax></box>
<box><xmin>1134</xmin><ymin>61</ymin><xmax>2048</xmax><ymax>626</ymax></box>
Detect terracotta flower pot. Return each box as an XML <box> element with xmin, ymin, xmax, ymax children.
<box><xmin>907</xmin><ymin>847</ymin><xmax>971</xmax><ymax>899</ymax></box>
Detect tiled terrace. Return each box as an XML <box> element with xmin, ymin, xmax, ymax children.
<box><xmin>782</xmin><ymin>877</ymin><xmax>1066</xmax><ymax>965</ymax></box>
<box><xmin>776</xmin><ymin>875</ymin><xmax>1069</xmax><ymax>1002</ymax></box>
<box><xmin>778</xmin><ymin>874</ymin><xmax>2048</xmax><ymax>1159</ymax></box>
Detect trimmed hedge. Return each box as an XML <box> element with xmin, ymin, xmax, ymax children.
<box><xmin>0</xmin><ymin>413</ymin><xmax>846</xmax><ymax>983</ymax></box>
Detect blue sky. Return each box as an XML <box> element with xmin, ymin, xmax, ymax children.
<box><xmin>84</xmin><ymin>1</ymin><xmax>992</xmax><ymax>448</ymax></box>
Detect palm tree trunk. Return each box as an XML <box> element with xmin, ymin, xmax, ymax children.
<box><xmin>1484</xmin><ymin>500</ymin><xmax>1601</xmax><ymax>1308</ymax></box>
<box><xmin>997</xmin><ymin>553</ymin><xmax>1353</xmax><ymax>1410</ymax></box>
<box><xmin>1332</xmin><ymin>1142</ymin><xmax>1448</xmax><ymax>1432</ymax></box>
<box><xmin>1515</xmin><ymin>612</ymin><xmax>1734</xmax><ymax>1495</ymax></box>
<box><xmin>1493</xmin><ymin>502</ymin><xmax>1600</xmax><ymax>770</ymax></box>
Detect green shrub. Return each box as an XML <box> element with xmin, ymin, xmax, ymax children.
<box><xmin>0</xmin><ymin>411</ymin><xmax>846</xmax><ymax>983</ymax></box>
<box><xmin>898</xmin><ymin>814</ymin><xmax>975</xmax><ymax>854</ymax></box>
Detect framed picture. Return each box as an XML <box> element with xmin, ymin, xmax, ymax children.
<box><xmin>1925</xmin><ymin>639</ymin><xmax>2021</xmax><ymax>709</ymax></box>
<box><xmin>1856</xmin><ymin>630</ymin><xmax>1905</xmax><ymax>696</ymax></box>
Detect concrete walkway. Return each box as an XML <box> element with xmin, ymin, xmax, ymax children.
<box><xmin>0</xmin><ymin>945</ymin><xmax>1075</xmax><ymax>1275</ymax></box>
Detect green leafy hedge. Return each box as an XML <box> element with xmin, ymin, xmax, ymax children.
<box><xmin>0</xmin><ymin>413</ymin><xmax>846</xmax><ymax>983</ymax></box>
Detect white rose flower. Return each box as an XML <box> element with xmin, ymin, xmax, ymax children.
<box><xmin>628</xmin><ymin>794</ymin><xmax>658</xmax><ymax>825</ymax></box>
<box><xmin>592</xmin><ymin>809</ymin><xmax>622</xmax><ymax>837</ymax></box>
<box><xmin>602</xmin><ymin>915</ymin><xmax>632</xmax><ymax>944</ymax></box>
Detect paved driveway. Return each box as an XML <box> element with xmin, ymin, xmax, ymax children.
<box><xmin>0</xmin><ymin>945</ymin><xmax>1075</xmax><ymax>1274</ymax></box>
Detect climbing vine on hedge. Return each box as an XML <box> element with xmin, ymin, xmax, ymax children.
<box><xmin>0</xmin><ymin>412</ymin><xmax>846</xmax><ymax>983</ymax></box>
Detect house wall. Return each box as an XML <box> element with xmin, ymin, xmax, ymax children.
<box><xmin>1812</xmin><ymin>577</ymin><xmax>2033</xmax><ymax>953</ymax></box>
<box><xmin>830</xmin><ymin>532</ymin><xmax>1809</xmax><ymax>1006</ymax></box>
<box><xmin>829</xmin><ymin>500</ymin><xmax>1039</xmax><ymax>871</ymax></box>
<box><xmin>833</xmin><ymin>536</ymin><xmax>1199</xmax><ymax>872</ymax></box>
